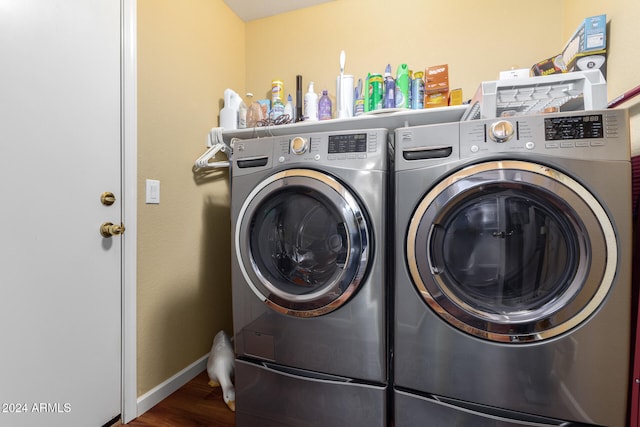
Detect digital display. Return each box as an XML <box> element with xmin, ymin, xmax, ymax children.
<box><xmin>544</xmin><ymin>114</ymin><xmax>603</xmax><ymax>141</ymax></box>
<box><xmin>328</xmin><ymin>133</ymin><xmax>367</xmax><ymax>153</ymax></box>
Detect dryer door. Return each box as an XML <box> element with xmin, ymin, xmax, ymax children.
<box><xmin>236</xmin><ymin>169</ymin><xmax>370</xmax><ymax>317</ymax></box>
<box><xmin>407</xmin><ymin>160</ymin><xmax>617</xmax><ymax>343</ymax></box>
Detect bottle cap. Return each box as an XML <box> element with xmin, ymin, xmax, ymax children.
<box><xmin>385</xmin><ymin>64</ymin><xmax>392</xmax><ymax>77</ymax></box>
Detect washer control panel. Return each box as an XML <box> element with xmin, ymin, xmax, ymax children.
<box><xmin>233</xmin><ymin>128</ymin><xmax>388</xmax><ymax>174</ymax></box>
<box><xmin>327</xmin><ymin>132</ymin><xmax>368</xmax><ymax>156</ymax></box>
<box><xmin>459</xmin><ymin>109</ymin><xmax>629</xmax><ymax>161</ymax></box>
<box><xmin>275</xmin><ymin>129</ymin><xmax>385</xmax><ymax>165</ymax></box>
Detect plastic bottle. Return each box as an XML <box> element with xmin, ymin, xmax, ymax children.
<box><xmin>284</xmin><ymin>94</ymin><xmax>294</xmax><ymax>122</ymax></box>
<box><xmin>238</xmin><ymin>97</ymin><xmax>247</xmax><ymax>129</ymax></box>
<box><xmin>354</xmin><ymin>78</ymin><xmax>365</xmax><ymax>116</ymax></box>
<box><xmin>411</xmin><ymin>72</ymin><xmax>425</xmax><ymax>109</ymax></box>
<box><xmin>364</xmin><ymin>73</ymin><xmax>371</xmax><ymax>113</ymax></box>
<box><xmin>318</xmin><ymin>90</ymin><xmax>332</xmax><ymax>120</ymax></box>
<box><xmin>304</xmin><ymin>81</ymin><xmax>318</xmax><ymax>121</ymax></box>
<box><xmin>220</xmin><ymin>88</ymin><xmax>238</xmax><ymax>130</ymax></box>
<box><xmin>395</xmin><ymin>63</ymin><xmax>410</xmax><ymax>108</ymax></box>
<box><xmin>245</xmin><ymin>92</ymin><xmax>264</xmax><ymax>128</ymax></box>
<box><xmin>408</xmin><ymin>70</ymin><xmax>413</xmax><ymax>108</ymax></box>
<box><xmin>368</xmin><ymin>73</ymin><xmax>384</xmax><ymax>111</ymax></box>
<box><xmin>383</xmin><ymin>63</ymin><xmax>396</xmax><ymax>109</ymax></box>
<box><xmin>271</xmin><ymin>96</ymin><xmax>285</xmax><ymax>121</ymax></box>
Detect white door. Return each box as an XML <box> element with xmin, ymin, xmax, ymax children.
<box><xmin>0</xmin><ymin>1</ymin><xmax>123</xmax><ymax>425</ymax></box>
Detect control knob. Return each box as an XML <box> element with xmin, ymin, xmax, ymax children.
<box><xmin>489</xmin><ymin>120</ymin><xmax>515</xmax><ymax>143</ymax></box>
<box><xmin>290</xmin><ymin>136</ymin><xmax>308</xmax><ymax>154</ymax></box>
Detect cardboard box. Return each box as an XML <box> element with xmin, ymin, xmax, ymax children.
<box><xmin>531</xmin><ymin>55</ymin><xmax>566</xmax><ymax>76</ymax></box>
<box><xmin>531</xmin><ymin>14</ymin><xmax>607</xmax><ymax>77</ymax></box>
<box><xmin>561</xmin><ymin>14</ymin><xmax>607</xmax><ymax>76</ymax></box>
<box><xmin>425</xmin><ymin>64</ymin><xmax>449</xmax><ymax>108</ymax></box>
<box><xmin>448</xmin><ymin>88</ymin><xmax>463</xmax><ymax>106</ymax></box>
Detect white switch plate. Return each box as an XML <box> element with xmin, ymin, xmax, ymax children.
<box><xmin>146</xmin><ymin>179</ymin><xmax>160</xmax><ymax>204</ymax></box>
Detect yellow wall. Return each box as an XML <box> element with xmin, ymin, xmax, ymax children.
<box><xmin>244</xmin><ymin>0</ymin><xmax>640</xmax><ymax>152</ymax></box>
<box><xmin>245</xmin><ymin>0</ymin><xmax>564</xmax><ymax>112</ymax></box>
<box><xmin>136</xmin><ymin>0</ymin><xmax>244</xmax><ymax>396</ymax></box>
<box><xmin>564</xmin><ymin>0</ymin><xmax>640</xmax><ymax>154</ymax></box>
<box><xmin>135</xmin><ymin>0</ymin><xmax>640</xmax><ymax>399</ymax></box>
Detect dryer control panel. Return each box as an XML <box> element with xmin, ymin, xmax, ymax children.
<box><xmin>543</xmin><ymin>114</ymin><xmax>604</xmax><ymax>141</ymax></box>
<box><xmin>459</xmin><ymin>109</ymin><xmax>629</xmax><ymax>161</ymax></box>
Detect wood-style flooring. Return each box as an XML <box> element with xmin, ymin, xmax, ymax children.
<box><xmin>125</xmin><ymin>370</ymin><xmax>235</xmax><ymax>427</ymax></box>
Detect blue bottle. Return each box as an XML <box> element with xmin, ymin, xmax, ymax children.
<box><xmin>384</xmin><ymin>64</ymin><xmax>396</xmax><ymax>109</ymax></box>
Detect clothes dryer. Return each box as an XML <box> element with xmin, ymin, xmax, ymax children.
<box><xmin>231</xmin><ymin>128</ymin><xmax>388</xmax><ymax>426</ymax></box>
<box><xmin>393</xmin><ymin>109</ymin><xmax>632</xmax><ymax>426</ymax></box>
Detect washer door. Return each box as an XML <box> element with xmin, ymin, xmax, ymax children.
<box><xmin>407</xmin><ymin>160</ymin><xmax>617</xmax><ymax>343</ymax></box>
<box><xmin>236</xmin><ymin>169</ymin><xmax>370</xmax><ymax>317</ymax></box>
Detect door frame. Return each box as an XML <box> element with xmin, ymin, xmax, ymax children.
<box><xmin>122</xmin><ymin>0</ymin><xmax>138</xmax><ymax>423</ymax></box>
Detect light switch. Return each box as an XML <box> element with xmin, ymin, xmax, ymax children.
<box><xmin>146</xmin><ymin>179</ymin><xmax>160</xmax><ymax>204</ymax></box>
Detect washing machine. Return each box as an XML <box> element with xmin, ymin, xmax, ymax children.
<box><xmin>230</xmin><ymin>128</ymin><xmax>389</xmax><ymax>426</ymax></box>
<box><xmin>393</xmin><ymin>109</ymin><xmax>632</xmax><ymax>426</ymax></box>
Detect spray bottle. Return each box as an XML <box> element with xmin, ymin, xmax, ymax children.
<box><xmin>395</xmin><ymin>64</ymin><xmax>410</xmax><ymax>108</ymax></box>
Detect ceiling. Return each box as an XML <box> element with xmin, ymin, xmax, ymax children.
<box><xmin>223</xmin><ymin>0</ymin><xmax>335</xmax><ymax>22</ymax></box>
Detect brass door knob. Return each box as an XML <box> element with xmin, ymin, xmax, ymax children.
<box><xmin>101</xmin><ymin>192</ymin><xmax>116</xmax><ymax>206</ymax></box>
<box><xmin>100</xmin><ymin>222</ymin><xmax>125</xmax><ymax>237</ymax></box>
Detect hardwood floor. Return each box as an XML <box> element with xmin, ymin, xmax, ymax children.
<box><xmin>125</xmin><ymin>371</ymin><xmax>235</xmax><ymax>427</ymax></box>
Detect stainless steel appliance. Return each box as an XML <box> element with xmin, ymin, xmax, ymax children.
<box><xmin>231</xmin><ymin>128</ymin><xmax>389</xmax><ymax>426</ymax></box>
<box><xmin>393</xmin><ymin>109</ymin><xmax>632</xmax><ymax>426</ymax></box>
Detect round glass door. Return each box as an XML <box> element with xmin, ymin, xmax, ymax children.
<box><xmin>407</xmin><ymin>160</ymin><xmax>617</xmax><ymax>343</ymax></box>
<box><xmin>235</xmin><ymin>169</ymin><xmax>370</xmax><ymax>317</ymax></box>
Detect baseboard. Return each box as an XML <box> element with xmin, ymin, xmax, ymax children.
<box><xmin>136</xmin><ymin>353</ymin><xmax>209</xmax><ymax>417</ymax></box>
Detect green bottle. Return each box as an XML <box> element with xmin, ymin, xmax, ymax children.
<box><xmin>395</xmin><ymin>63</ymin><xmax>410</xmax><ymax>108</ymax></box>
